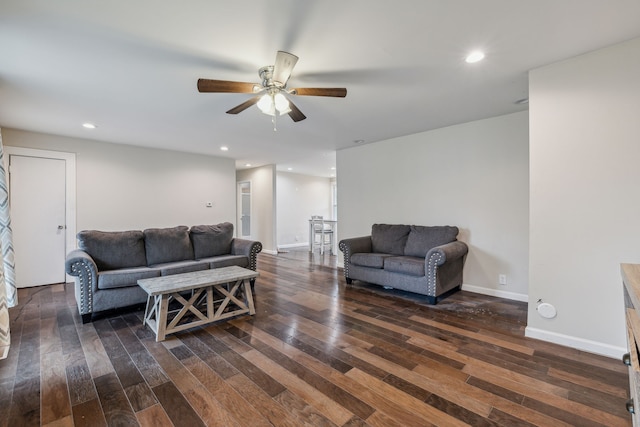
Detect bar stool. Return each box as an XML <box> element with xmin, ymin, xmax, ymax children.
<box><xmin>310</xmin><ymin>215</ymin><xmax>333</xmax><ymax>255</ymax></box>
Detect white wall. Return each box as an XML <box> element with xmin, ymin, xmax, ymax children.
<box><xmin>236</xmin><ymin>165</ymin><xmax>276</xmax><ymax>254</ymax></box>
<box><xmin>3</xmin><ymin>128</ymin><xmax>236</xmax><ymax>231</ymax></box>
<box><xmin>276</xmin><ymin>171</ymin><xmax>332</xmax><ymax>248</ymax></box>
<box><xmin>527</xmin><ymin>37</ymin><xmax>640</xmax><ymax>357</ymax></box>
<box><xmin>337</xmin><ymin>111</ymin><xmax>529</xmax><ymax>300</ymax></box>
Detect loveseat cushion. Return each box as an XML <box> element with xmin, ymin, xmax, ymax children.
<box><xmin>78</xmin><ymin>230</ymin><xmax>147</xmax><ymax>271</ymax></box>
<box><xmin>371</xmin><ymin>224</ymin><xmax>411</xmax><ymax>255</ymax></box>
<box><xmin>351</xmin><ymin>253</ymin><xmax>394</xmax><ymax>269</ymax></box>
<box><xmin>144</xmin><ymin>226</ymin><xmax>194</xmax><ymax>265</ymax></box>
<box><xmin>404</xmin><ymin>225</ymin><xmax>459</xmax><ymax>258</ymax></box>
<box><xmin>190</xmin><ymin>223</ymin><xmax>234</xmax><ymax>259</ymax></box>
<box><xmin>384</xmin><ymin>256</ymin><xmax>425</xmax><ymax>277</ymax></box>
<box><xmin>97</xmin><ymin>267</ymin><xmax>160</xmax><ymax>290</ymax></box>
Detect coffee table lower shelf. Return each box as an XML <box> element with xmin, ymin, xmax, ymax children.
<box><xmin>137</xmin><ymin>266</ymin><xmax>259</xmax><ymax>342</ymax></box>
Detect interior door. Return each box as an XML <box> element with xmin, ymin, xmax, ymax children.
<box><xmin>237</xmin><ymin>181</ymin><xmax>251</xmax><ymax>238</ymax></box>
<box><xmin>10</xmin><ymin>155</ymin><xmax>67</xmax><ymax>287</ymax></box>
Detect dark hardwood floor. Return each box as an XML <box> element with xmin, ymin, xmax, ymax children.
<box><xmin>0</xmin><ymin>249</ymin><xmax>631</xmax><ymax>426</ymax></box>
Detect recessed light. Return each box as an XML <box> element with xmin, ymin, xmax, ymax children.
<box><xmin>82</xmin><ymin>123</ymin><xmax>96</xmax><ymax>129</ymax></box>
<box><xmin>514</xmin><ymin>97</ymin><xmax>529</xmax><ymax>105</ymax></box>
<box><xmin>220</xmin><ymin>146</ymin><xmax>229</xmax><ymax>151</ymax></box>
<box><xmin>330</xmin><ymin>167</ymin><xmax>336</xmax><ymax>170</ymax></box>
<box><xmin>353</xmin><ymin>139</ymin><xmax>364</xmax><ymax>144</ymax></box>
<box><xmin>465</xmin><ymin>51</ymin><xmax>485</xmax><ymax>63</ymax></box>
<box><xmin>245</xmin><ymin>163</ymin><xmax>252</xmax><ymax>167</ymax></box>
<box><xmin>287</xmin><ymin>167</ymin><xmax>293</xmax><ymax>171</ymax></box>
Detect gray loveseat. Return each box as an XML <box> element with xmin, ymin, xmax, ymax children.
<box><xmin>339</xmin><ymin>224</ymin><xmax>468</xmax><ymax>304</ymax></box>
<box><xmin>65</xmin><ymin>222</ymin><xmax>262</xmax><ymax>323</ymax></box>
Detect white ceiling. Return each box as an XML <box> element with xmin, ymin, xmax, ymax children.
<box><xmin>1</xmin><ymin>1</ymin><xmax>640</xmax><ymax>177</ymax></box>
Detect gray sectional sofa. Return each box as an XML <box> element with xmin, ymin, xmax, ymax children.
<box><xmin>65</xmin><ymin>222</ymin><xmax>262</xmax><ymax>323</ymax></box>
<box><xmin>339</xmin><ymin>224</ymin><xmax>468</xmax><ymax>304</ymax></box>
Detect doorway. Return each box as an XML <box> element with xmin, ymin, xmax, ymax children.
<box><xmin>237</xmin><ymin>181</ymin><xmax>251</xmax><ymax>239</ymax></box>
<box><xmin>5</xmin><ymin>147</ymin><xmax>76</xmax><ymax>287</ymax></box>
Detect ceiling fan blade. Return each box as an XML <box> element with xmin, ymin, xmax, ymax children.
<box><xmin>226</xmin><ymin>96</ymin><xmax>261</xmax><ymax>114</ymax></box>
<box><xmin>290</xmin><ymin>87</ymin><xmax>347</xmax><ymax>97</ymax></box>
<box><xmin>272</xmin><ymin>51</ymin><xmax>299</xmax><ymax>86</ymax></box>
<box><xmin>287</xmin><ymin>99</ymin><xmax>306</xmax><ymax>122</ymax></box>
<box><xmin>197</xmin><ymin>79</ymin><xmax>257</xmax><ymax>93</ymax></box>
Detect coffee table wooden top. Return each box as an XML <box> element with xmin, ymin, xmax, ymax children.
<box><xmin>137</xmin><ymin>266</ymin><xmax>259</xmax><ymax>296</ymax></box>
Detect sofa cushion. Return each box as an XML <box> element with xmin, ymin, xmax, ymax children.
<box><xmin>97</xmin><ymin>267</ymin><xmax>160</xmax><ymax>290</ymax></box>
<box><xmin>205</xmin><ymin>255</ymin><xmax>249</xmax><ymax>269</ymax></box>
<box><xmin>149</xmin><ymin>260</ymin><xmax>209</xmax><ymax>276</ymax></box>
<box><xmin>351</xmin><ymin>253</ymin><xmax>393</xmax><ymax>269</ymax></box>
<box><xmin>190</xmin><ymin>223</ymin><xmax>234</xmax><ymax>259</ymax></box>
<box><xmin>78</xmin><ymin>230</ymin><xmax>147</xmax><ymax>271</ymax></box>
<box><xmin>144</xmin><ymin>226</ymin><xmax>194</xmax><ymax>265</ymax></box>
<box><xmin>404</xmin><ymin>225</ymin><xmax>459</xmax><ymax>258</ymax></box>
<box><xmin>384</xmin><ymin>256</ymin><xmax>425</xmax><ymax>277</ymax></box>
<box><xmin>371</xmin><ymin>224</ymin><xmax>411</xmax><ymax>255</ymax></box>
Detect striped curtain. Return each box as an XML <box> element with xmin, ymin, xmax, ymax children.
<box><xmin>0</xmin><ymin>129</ymin><xmax>17</xmax><ymax>359</ymax></box>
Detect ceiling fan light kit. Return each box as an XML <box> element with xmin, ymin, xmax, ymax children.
<box><xmin>197</xmin><ymin>51</ymin><xmax>347</xmax><ymax>130</ymax></box>
<box><xmin>257</xmin><ymin>91</ymin><xmax>291</xmax><ymax>116</ymax></box>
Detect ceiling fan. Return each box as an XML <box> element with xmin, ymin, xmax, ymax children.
<box><xmin>197</xmin><ymin>51</ymin><xmax>347</xmax><ymax>124</ymax></box>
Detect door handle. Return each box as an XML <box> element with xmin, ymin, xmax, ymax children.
<box><xmin>58</xmin><ymin>225</ymin><xmax>65</xmax><ymax>230</ymax></box>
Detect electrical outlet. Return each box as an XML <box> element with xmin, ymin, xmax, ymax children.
<box><xmin>499</xmin><ymin>274</ymin><xmax>507</xmax><ymax>285</ymax></box>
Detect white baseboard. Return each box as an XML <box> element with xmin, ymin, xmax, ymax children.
<box><xmin>462</xmin><ymin>285</ymin><xmax>625</xmax><ymax>358</ymax></box>
<box><xmin>461</xmin><ymin>284</ymin><xmax>528</xmax><ymax>302</ymax></box>
<box><xmin>525</xmin><ymin>327</ymin><xmax>626</xmax><ymax>359</ymax></box>
<box><xmin>261</xmin><ymin>249</ymin><xmax>278</xmax><ymax>255</ymax></box>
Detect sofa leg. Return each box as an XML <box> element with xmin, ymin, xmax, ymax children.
<box><xmin>345</xmin><ymin>277</ymin><xmax>353</xmax><ymax>284</ymax></box>
<box><xmin>426</xmin><ymin>286</ymin><xmax>462</xmax><ymax>305</ymax></box>
<box><xmin>81</xmin><ymin>313</ymin><xmax>92</xmax><ymax>324</ymax></box>
<box><xmin>250</xmin><ymin>278</ymin><xmax>256</xmax><ymax>291</ymax></box>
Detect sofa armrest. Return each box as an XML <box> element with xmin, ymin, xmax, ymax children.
<box><xmin>425</xmin><ymin>241</ymin><xmax>468</xmax><ymax>267</ymax></box>
<box><xmin>339</xmin><ymin>236</ymin><xmax>373</xmax><ymax>256</ymax></box>
<box><xmin>339</xmin><ymin>236</ymin><xmax>373</xmax><ymax>280</ymax></box>
<box><xmin>231</xmin><ymin>238</ymin><xmax>263</xmax><ymax>271</ymax></box>
<box><xmin>425</xmin><ymin>241</ymin><xmax>468</xmax><ymax>296</ymax></box>
<box><xmin>65</xmin><ymin>249</ymin><xmax>98</xmax><ymax>316</ymax></box>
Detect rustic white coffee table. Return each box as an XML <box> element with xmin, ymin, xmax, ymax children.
<box><xmin>137</xmin><ymin>266</ymin><xmax>259</xmax><ymax>341</ymax></box>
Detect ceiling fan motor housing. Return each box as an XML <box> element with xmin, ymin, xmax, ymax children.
<box><xmin>259</xmin><ymin>66</ymin><xmax>284</xmax><ymax>89</ymax></box>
